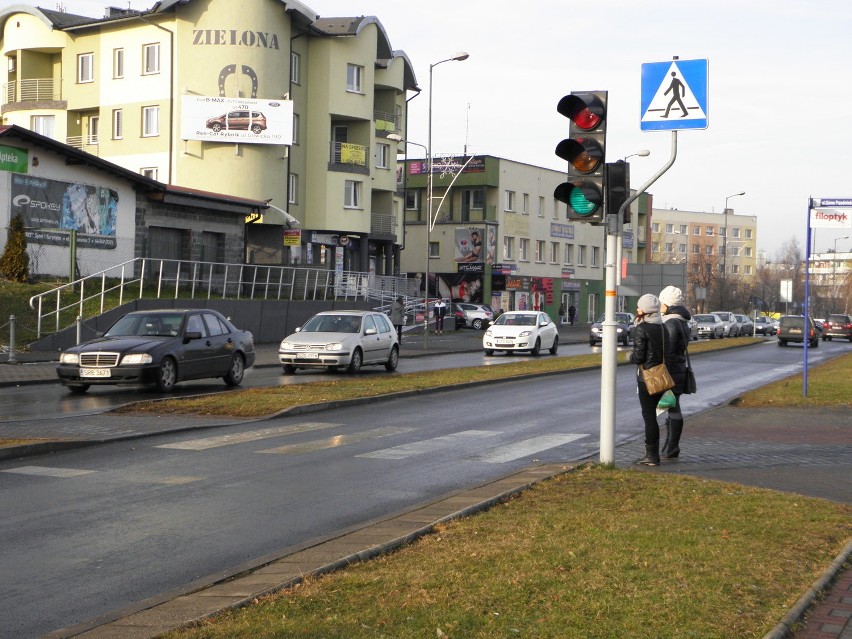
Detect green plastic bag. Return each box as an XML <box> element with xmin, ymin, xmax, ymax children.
<box><xmin>657</xmin><ymin>389</ymin><xmax>676</xmax><ymax>409</ymax></box>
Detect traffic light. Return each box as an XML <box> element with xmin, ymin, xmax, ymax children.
<box><xmin>604</xmin><ymin>161</ymin><xmax>631</xmax><ymax>224</ymax></box>
<box><xmin>554</xmin><ymin>91</ymin><xmax>608</xmax><ymax>223</ymax></box>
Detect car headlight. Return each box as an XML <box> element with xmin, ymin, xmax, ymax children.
<box><xmin>120</xmin><ymin>353</ymin><xmax>153</xmax><ymax>365</ymax></box>
<box><xmin>325</xmin><ymin>343</ymin><xmax>343</xmax><ymax>351</ymax></box>
<box><xmin>280</xmin><ymin>341</ymin><xmax>295</xmax><ymax>350</ymax></box>
<box><xmin>484</xmin><ymin>329</ymin><xmax>493</xmax><ymax>337</ymax></box>
<box><xmin>616</xmin><ymin>327</ymin><xmax>624</xmax><ymax>333</ymax></box>
<box><xmin>60</xmin><ymin>352</ymin><xmax>79</xmax><ymax>364</ymax></box>
<box><xmin>519</xmin><ymin>330</ymin><xmax>531</xmax><ymax>337</ymax></box>
<box><xmin>591</xmin><ymin>327</ymin><xmax>600</xmax><ymax>333</ymax></box>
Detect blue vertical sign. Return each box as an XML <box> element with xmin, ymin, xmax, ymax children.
<box><xmin>641</xmin><ymin>59</ymin><xmax>709</xmax><ymax>131</ymax></box>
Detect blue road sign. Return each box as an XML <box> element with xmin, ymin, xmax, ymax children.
<box><xmin>641</xmin><ymin>59</ymin><xmax>709</xmax><ymax>131</ymax></box>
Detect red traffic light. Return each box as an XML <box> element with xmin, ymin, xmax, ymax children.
<box><xmin>557</xmin><ymin>93</ymin><xmax>606</xmax><ymax>131</ymax></box>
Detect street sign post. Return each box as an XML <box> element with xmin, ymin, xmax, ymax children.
<box><xmin>641</xmin><ymin>58</ymin><xmax>709</xmax><ymax>131</ymax></box>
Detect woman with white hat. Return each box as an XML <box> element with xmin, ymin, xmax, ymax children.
<box><xmin>629</xmin><ymin>293</ymin><xmax>667</xmax><ymax>466</ymax></box>
<box><xmin>659</xmin><ymin>285</ymin><xmax>692</xmax><ymax>459</ymax></box>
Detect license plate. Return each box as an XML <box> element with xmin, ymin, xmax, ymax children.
<box><xmin>790</xmin><ymin>328</ymin><xmax>802</xmax><ymax>334</ymax></box>
<box><xmin>496</xmin><ymin>342</ymin><xmax>514</xmax><ymax>347</ymax></box>
<box><xmin>80</xmin><ymin>368</ymin><xmax>111</xmax><ymax>378</ymax></box>
<box><xmin>297</xmin><ymin>352</ymin><xmax>319</xmax><ymax>359</ymax></box>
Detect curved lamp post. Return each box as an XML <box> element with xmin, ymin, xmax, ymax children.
<box><xmin>721</xmin><ymin>191</ymin><xmax>745</xmax><ymax>308</ymax></box>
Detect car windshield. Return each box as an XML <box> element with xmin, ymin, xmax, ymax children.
<box><xmin>596</xmin><ymin>314</ymin><xmax>631</xmax><ymax>324</ymax></box>
<box><xmin>302</xmin><ymin>315</ymin><xmax>361</xmax><ymax>333</ymax></box>
<box><xmin>105</xmin><ymin>313</ymin><xmax>184</xmax><ymax>337</ymax></box>
<box><xmin>496</xmin><ymin>314</ymin><xmax>537</xmax><ymax>326</ymax></box>
<box><xmin>694</xmin><ymin>315</ymin><xmax>716</xmax><ymax>322</ymax></box>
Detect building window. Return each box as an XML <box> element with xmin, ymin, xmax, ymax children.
<box><xmin>405</xmin><ymin>190</ymin><xmax>419</xmax><ymax>211</ymax></box>
<box><xmin>678</xmin><ymin>243</ymin><xmax>686</xmax><ymax>254</ymax></box>
<box><xmin>665</xmin><ymin>223</ymin><xmax>673</xmax><ymax>234</ymax></box>
<box><xmin>113</xmin><ymin>48</ymin><xmax>124</xmax><ymax>79</ymax></box>
<box><xmin>504</xmin><ymin>236</ymin><xmax>515</xmax><ymax>260</ymax></box>
<box><xmin>745</xmin><ymin>228</ymin><xmax>753</xmax><ymax>239</ymax></box>
<box><xmin>745</xmin><ymin>265</ymin><xmax>752</xmax><ymax>275</ymax></box>
<box><xmin>376</xmin><ymin>143</ymin><xmax>390</xmax><ymax>169</ymax></box>
<box><xmin>550</xmin><ymin>242</ymin><xmax>559</xmax><ymax>263</ymax></box>
<box><xmin>519</xmin><ymin>238</ymin><xmax>529</xmax><ymax>261</ymax></box>
<box><xmin>706</xmin><ymin>245</ymin><xmax>713</xmax><ymax>255</ymax></box>
<box><xmin>522</xmin><ymin>193</ymin><xmax>529</xmax><ymax>215</ymax></box>
<box><xmin>347</xmin><ymin>64</ymin><xmax>363</xmax><ymax>92</ymax></box>
<box><xmin>290</xmin><ymin>52</ymin><xmax>301</xmax><ymax>84</ymax></box>
<box><xmin>292</xmin><ymin>113</ymin><xmax>299</xmax><ymax>144</ymax></box>
<box><xmin>706</xmin><ymin>227</ymin><xmax>714</xmax><ymax>236</ymax></box>
<box><xmin>679</xmin><ymin>224</ymin><xmax>687</xmax><ymax>235</ymax></box>
<box><xmin>539</xmin><ymin>196</ymin><xmax>546</xmax><ymax>218</ymax></box>
<box><xmin>31</xmin><ymin>115</ymin><xmax>55</xmax><ymax>138</ymax></box>
<box><xmin>652</xmin><ymin>222</ymin><xmax>660</xmax><ymax>233</ymax></box>
<box><xmin>732</xmin><ymin>264</ymin><xmax>740</xmax><ymax>274</ymax></box>
<box><xmin>693</xmin><ymin>226</ymin><xmax>701</xmax><ymax>235</ymax></box>
<box><xmin>288</xmin><ymin>173</ymin><xmax>298</xmax><ymax>204</ymax></box>
<box><xmin>719</xmin><ymin>227</ymin><xmax>726</xmax><ymax>238</ymax></box>
<box><xmin>344</xmin><ymin>180</ymin><xmax>362</xmax><ymax>208</ymax></box>
<box><xmin>692</xmin><ymin>244</ymin><xmax>700</xmax><ymax>255</ymax></box>
<box><xmin>652</xmin><ymin>242</ymin><xmax>660</xmax><ymax>253</ymax></box>
<box><xmin>578</xmin><ymin>245</ymin><xmax>587</xmax><ymax>266</ymax></box>
<box><xmin>112</xmin><ymin>109</ymin><xmax>123</xmax><ymax>139</ymax></box>
<box><xmin>535</xmin><ymin>240</ymin><xmax>545</xmax><ymax>262</ymax></box>
<box><xmin>591</xmin><ymin>246</ymin><xmax>600</xmax><ymax>267</ymax></box>
<box><xmin>564</xmin><ymin>243</ymin><xmax>573</xmax><ymax>265</ymax></box>
<box><xmin>732</xmin><ymin>227</ymin><xmax>741</xmax><ymax>238</ymax></box>
<box><xmin>142</xmin><ymin>106</ymin><xmax>159</xmax><ymax>136</ymax></box>
<box><xmin>505</xmin><ymin>190</ymin><xmax>516</xmax><ymax>212</ymax></box>
<box><xmin>665</xmin><ymin>242</ymin><xmax>673</xmax><ymax>253</ymax></box>
<box><xmin>428</xmin><ymin>241</ymin><xmax>440</xmax><ymax>258</ymax></box>
<box><xmin>143</xmin><ymin>44</ymin><xmax>160</xmax><ymax>74</ymax></box>
<box><xmin>78</xmin><ymin>53</ymin><xmax>94</xmax><ymax>83</ymax></box>
<box><xmin>745</xmin><ymin>246</ymin><xmax>752</xmax><ymax>257</ymax></box>
<box><xmin>88</xmin><ymin>116</ymin><xmax>99</xmax><ymax>144</ymax></box>
<box><xmin>141</xmin><ymin>167</ymin><xmax>158</xmax><ymax>180</ymax></box>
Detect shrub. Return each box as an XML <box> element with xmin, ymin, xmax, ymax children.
<box><xmin>0</xmin><ymin>214</ymin><xmax>30</xmax><ymax>283</ymax></box>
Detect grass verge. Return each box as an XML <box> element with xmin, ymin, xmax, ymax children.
<box><xmin>162</xmin><ymin>466</ymin><xmax>851</xmax><ymax>639</ymax></box>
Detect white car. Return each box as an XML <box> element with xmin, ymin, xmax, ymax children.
<box><xmin>482</xmin><ymin>311</ymin><xmax>559</xmax><ymax>356</ymax></box>
<box><xmin>279</xmin><ymin>310</ymin><xmax>399</xmax><ymax>374</ymax></box>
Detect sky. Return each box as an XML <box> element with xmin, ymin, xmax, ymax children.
<box><xmin>34</xmin><ymin>0</ymin><xmax>852</xmax><ymax>259</ymax></box>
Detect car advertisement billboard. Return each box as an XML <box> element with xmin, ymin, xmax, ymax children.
<box><xmin>181</xmin><ymin>96</ymin><xmax>294</xmax><ymax>145</ymax></box>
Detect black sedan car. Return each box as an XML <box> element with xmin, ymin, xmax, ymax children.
<box><xmin>56</xmin><ymin>309</ymin><xmax>256</xmax><ymax>393</ymax></box>
<box><xmin>589</xmin><ymin>312</ymin><xmax>635</xmax><ymax>346</ymax></box>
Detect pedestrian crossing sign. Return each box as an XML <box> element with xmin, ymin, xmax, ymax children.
<box><xmin>641</xmin><ymin>58</ymin><xmax>709</xmax><ymax>131</ymax></box>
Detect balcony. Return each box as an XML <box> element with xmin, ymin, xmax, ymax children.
<box><xmin>374</xmin><ymin>109</ymin><xmax>400</xmax><ymax>134</ymax></box>
<box><xmin>66</xmin><ymin>136</ymin><xmax>100</xmax><ymax>157</ymax></box>
<box><xmin>3</xmin><ymin>78</ymin><xmax>62</xmax><ymax>106</ymax></box>
<box><xmin>329</xmin><ymin>141</ymin><xmax>370</xmax><ymax>175</ymax></box>
<box><xmin>370</xmin><ymin>212</ymin><xmax>398</xmax><ymax>239</ymax></box>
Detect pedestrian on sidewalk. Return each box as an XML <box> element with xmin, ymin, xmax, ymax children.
<box><xmin>629</xmin><ymin>294</ymin><xmax>667</xmax><ymax>466</ymax></box>
<box><xmin>390</xmin><ymin>296</ymin><xmax>405</xmax><ymax>344</ymax></box>
<box><xmin>433</xmin><ymin>298</ymin><xmax>447</xmax><ymax>335</ymax></box>
<box><xmin>659</xmin><ymin>285</ymin><xmax>691</xmax><ymax>459</ymax></box>
<box><xmin>558</xmin><ymin>302</ymin><xmax>566</xmax><ymax>324</ymax></box>
<box><xmin>568</xmin><ymin>304</ymin><xmax>576</xmax><ymax>325</ymax></box>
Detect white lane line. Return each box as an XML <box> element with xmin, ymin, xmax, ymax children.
<box><xmin>257</xmin><ymin>426</ymin><xmax>415</xmax><ymax>455</ymax></box>
<box><xmin>357</xmin><ymin>430</ymin><xmax>501</xmax><ymax>460</ymax></box>
<box><xmin>476</xmin><ymin>433</ymin><xmax>589</xmax><ymax>464</ymax></box>
<box><xmin>156</xmin><ymin>422</ymin><xmax>340</xmax><ymax>450</ymax></box>
<box><xmin>2</xmin><ymin>465</ymin><xmax>96</xmax><ymax>478</ymax></box>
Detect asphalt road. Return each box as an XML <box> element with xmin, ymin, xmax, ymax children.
<box><xmin>0</xmin><ymin>340</ymin><xmax>847</xmax><ymax>639</ymax></box>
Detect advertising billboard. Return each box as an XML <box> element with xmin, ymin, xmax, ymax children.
<box><xmin>181</xmin><ymin>96</ymin><xmax>294</xmax><ymax>145</ymax></box>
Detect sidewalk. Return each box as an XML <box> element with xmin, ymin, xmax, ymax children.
<box><xmin>2</xmin><ymin>325</ymin><xmax>850</xmax><ymax>639</ymax></box>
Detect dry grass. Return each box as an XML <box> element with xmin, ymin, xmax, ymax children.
<box><xmin>736</xmin><ymin>351</ymin><xmax>852</xmax><ymax>407</ymax></box>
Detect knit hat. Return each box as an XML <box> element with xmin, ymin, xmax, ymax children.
<box><xmin>637</xmin><ymin>293</ymin><xmax>661</xmax><ymax>314</ymax></box>
<box><xmin>659</xmin><ymin>285</ymin><xmax>685</xmax><ymax>307</ymax></box>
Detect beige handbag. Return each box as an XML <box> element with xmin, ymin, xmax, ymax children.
<box><xmin>641</xmin><ymin>324</ymin><xmax>675</xmax><ymax>394</ymax></box>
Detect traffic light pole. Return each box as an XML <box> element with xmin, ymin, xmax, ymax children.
<box><xmin>599</xmin><ymin>131</ymin><xmax>678</xmax><ymax>464</ymax></box>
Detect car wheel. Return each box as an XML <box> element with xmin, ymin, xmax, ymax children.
<box><xmin>156</xmin><ymin>357</ymin><xmax>178</xmax><ymax>392</ymax></box>
<box><xmin>484</xmin><ymin>349</ymin><xmax>494</xmax><ymax>356</ymax></box>
<box><xmin>778</xmin><ymin>340</ymin><xmax>786</xmax><ymax>347</ymax></box>
<box><xmin>251</xmin><ymin>124</ymin><xmax>263</xmax><ymax>134</ymax></box>
<box><xmin>282</xmin><ymin>364</ymin><xmax>296</xmax><ymax>375</ymax></box>
<box><xmin>211</xmin><ymin>123</ymin><xmax>222</xmax><ymax>132</ymax></box>
<box><xmin>811</xmin><ymin>339</ymin><xmax>819</xmax><ymax>348</ymax></box>
<box><xmin>384</xmin><ymin>345</ymin><xmax>399</xmax><ymax>371</ymax></box>
<box><xmin>347</xmin><ymin>348</ymin><xmax>363</xmax><ymax>373</ymax></box>
<box><xmin>472</xmin><ymin>318</ymin><xmax>484</xmax><ymax>330</ymax></box>
<box><xmin>68</xmin><ymin>384</ymin><xmax>90</xmax><ymax>394</ymax></box>
<box><xmin>549</xmin><ymin>336</ymin><xmax>559</xmax><ymax>355</ymax></box>
<box><xmin>224</xmin><ymin>353</ymin><xmax>245</xmax><ymax>386</ymax></box>
<box><xmin>530</xmin><ymin>338</ymin><xmax>541</xmax><ymax>356</ymax></box>
<box><xmin>620</xmin><ymin>333</ymin><xmax>629</xmax><ymax>346</ymax></box>
<box><xmin>589</xmin><ymin>339</ymin><xmax>596</xmax><ymax>346</ymax></box>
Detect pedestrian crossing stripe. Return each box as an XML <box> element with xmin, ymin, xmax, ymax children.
<box><xmin>475</xmin><ymin>433</ymin><xmax>589</xmax><ymax>464</ymax></box>
<box><xmin>640</xmin><ymin>59</ymin><xmax>708</xmax><ymax>131</ymax></box>
<box><xmin>156</xmin><ymin>422</ymin><xmax>341</xmax><ymax>450</ymax></box>
<box><xmin>2</xmin><ymin>465</ymin><xmax>96</xmax><ymax>477</ymax></box>
<box><xmin>357</xmin><ymin>429</ymin><xmax>501</xmax><ymax>460</ymax></box>
<box><xmin>257</xmin><ymin>426</ymin><xmax>415</xmax><ymax>455</ymax></box>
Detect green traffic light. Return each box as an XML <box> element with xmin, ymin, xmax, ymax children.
<box><xmin>569</xmin><ymin>187</ymin><xmax>598</xmax><ymax>215</ymax></box>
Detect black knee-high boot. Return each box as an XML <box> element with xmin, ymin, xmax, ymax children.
<box><xmin>662</xmin><ymin>418</ymin><xmax>683</xmax><ymax>459</ymax></box>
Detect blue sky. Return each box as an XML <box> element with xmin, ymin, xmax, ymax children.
<box><xmin>46</xmin><ymin>0</ymin><xmax>852</xmax><ymax>258</ymax></box>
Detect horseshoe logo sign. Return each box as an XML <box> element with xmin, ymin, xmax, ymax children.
<box><xmin>218</xmin><ymin>64</ymin><xmax>259</xmax><ymax>98</ymax></box>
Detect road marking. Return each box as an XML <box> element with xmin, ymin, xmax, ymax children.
<box><xmin>357</xmin><ymin>430</ymin><xmax>501</xmax><ymax>460</ymax></box>
<box><xmin>475</xmin><ymin>434</ymin><xmax>589</xmax><ymax>463</ymax></box>
<box><xmin>258</xmin><ymin>426</ymin><xmax>415</xmax><ymax>455</ymax></box>
<box><xmin>156</xmin><ymin>422</ymin><xmax>340</xmax><ymax>450</ymax></box>
<box><xmin>2</xmin><ymin>465</ymin><xmax>96</xmax><ymax>478</ymax></box>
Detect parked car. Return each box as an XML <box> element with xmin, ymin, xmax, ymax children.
<box><xmin>685</xmin><ymin>317</ymin><xmax>699</xmax><ymax>341</ymax></box>
<box><xmin>56</xmin><ymin>309</ymin><xmax>255</xmax><ymax>393</ymax></box>
<box><xmin>753</xmin><ymin>316</ymin><xmax>777</xmax><ymax>335</ymax></box>
<box><xmin>692</xmin><ymin>313</ymin><xmax>724</xmax><ymax>339</ymax></box>
<box><xmin>205</xmin><ymin>110</ymin><xmax>267</xmax><ymax>134</ymax></box>
<box><xmin>588</xmin><ymin>312</ymin><xmax>635</xmax><ymax>346</ymax></box>
<box><xmin>710</xmin><ymin>311</ymin><xmax>740</xmax><ymax>337</ymax></box>
<box><xmin>483</xmin><ymin>311</ymin><xmax>559</xmax><ymax>356</ymax></box>
<box><xmin>777</xmin><ymin>315</ymin><xmax>820</xmax><ymax>348</ymax></box>
<box><xmin>821</xmin><ymin>313</ymin><xmax>852</xmax><ymax>342</ymax></box>
<box><xmin>453</xmin><ymin>303</ymin><xmax>493</xmax><ymax>330</ymax></box>
<box><xmin>279</xmin><ymin>310</ymin><xmax>399</xmax><ymax>374</ymax></box>
<box><xmin>734</xmin><ymin>314</ymin><xmax>755</xmax><ymax>336</ymax></box>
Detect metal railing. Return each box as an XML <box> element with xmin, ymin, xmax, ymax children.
<box><xmin>370</xmin><ymin>212</ymin><xmax>397</xmax><ymax>236</ymax></box>
<box><xmin>3</xmin><ymin>78</ymin><xmax>62</xmax><ymax>105</ymax></box>
<box><xmin>65</xmin><ymin>136</ymin><xmax>100</xmax><ymax>157</ymax></box>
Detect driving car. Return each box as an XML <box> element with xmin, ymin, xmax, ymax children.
<box><xmin>734</xmin><ymin>314</ymin><xmax>755</xmax><ymax>336</ymax></box>
<box><xmin>692</xmin><ymin>313</ymin><xmax>724</xmax><ymax>339</ymax></box>
<box><xmin>205</xmin><ymin>110</ymin><xmax>267</xmax><ymax>134</ymax></box>
<box><xmin>453</xmin><ymin>302</ymin><xmax>493</xmax><ymax>330</ymax></box>
<box><xmin>279</xmin><ymin>310</ymin><xmax>399</xmax><ymax>374</ymax></box>
<box><xmin>777</xmin><ymin>315</ymin><xmax>820</xmax><ymax>347</ymax></box>
<box><xmin>710</xmin><ymin>311</ymin><xmax>740</xmax><ymax>337</ymax></box>
<box><xmin>589</xmin><ymin>312</ymin><xmax>635</xmax><ymax>346</ymax></box>
<box><xmin>753</xmin><ymin>316</ymin><xmax>777</xmax><ymax>336</ymax></box>
<box><xmin>821</xmin><ymin>313</ymin><xmax>852</xmax><ymax>342</ymax></box>
<box><xmin>482</xmin><ymin>311</ymin><xmax>559</xmax><ymax>356</ymax></box>
<box><xmin>56</xmin><ymin>309</ymin><xmax>255</xmax><ymax>393</ymax></box>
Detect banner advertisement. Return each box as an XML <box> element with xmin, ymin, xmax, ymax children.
<box><xmin>181</xmin><ymin>96</ymin><xmax>294</xmax><ymax>145</ymax></box>
<box><xmin>809</xmin><ymin>198</ymin><xmax>852</xmax><ymax>229</ymax></box>
<box><xmin>283</xmin><ymin>229</ymin><xmax>301</xmax><ymax>246</ymax></box>
<box><xmin>454</xmin><ymin>227</ymin><xmax>484</xmax><ymax>263</ymax></box>
<box><xmin>10</xmin><ymin>174</ymin><xmax>117</xmax><ymax>249</ymax></box>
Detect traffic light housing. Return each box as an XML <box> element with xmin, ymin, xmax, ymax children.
<box><xmin>554</xmin><ymin>91</ymin><xmax>608</xmax><ymax>223</ymax></box>
<box><xmin>604</xmin><ymin>161</ymin><xmax>631</xmax><ymax>224</ymax></box>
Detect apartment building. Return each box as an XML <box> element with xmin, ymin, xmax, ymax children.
<box><xmin>1</xmin><ymin>0</ymin><xmax>416</xmax><ymax>273</ymax></box>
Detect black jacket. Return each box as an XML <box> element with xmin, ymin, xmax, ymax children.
<box><xmin>630</xmin><ymin>321</ymin><xmax>666</xmax><ymax>371</ymax></box>
<box><xmin>663</xmin><ymin>305</ymin><xmax>691</xmax><ymax>394</ymax></box>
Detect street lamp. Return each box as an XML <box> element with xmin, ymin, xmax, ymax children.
<box><xmin>623</xmin><ymin>149</ymin><xmax>650</xmax><ymax>161</ymax></box>
<box><xmin>721</xmin><ymin>191</ymin><xmax>745</xmax><ymax>308</ymax></box>
<box><xmin>424</xmin><ymin>51</ymin><xmax>469</xmax><ymax>347</ymax></box>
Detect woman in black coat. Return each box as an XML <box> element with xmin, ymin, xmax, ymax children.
<box><xmin>659</xmin><ymin>286</ymin><xmax>691</xmax><ymax>459</ymax></box>
<box><xmin>629</xmin><ymin>294</ymin><xmax>667</xmax><ymax>466</ymax></box>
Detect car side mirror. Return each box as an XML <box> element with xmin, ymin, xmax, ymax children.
<box><xmin>365</xmin><ymin>328</ymin><xmax>377</xmax><ymax>336</ymax></box>
<box><xmin>95</xmin><ymin>331</ymin><xmax>104</xmax><ymax>337</ymax></box>
<box><xmin>184</xmin><ymin>331</ymin><xmax>202</xmax><ymax>343</ymax></box>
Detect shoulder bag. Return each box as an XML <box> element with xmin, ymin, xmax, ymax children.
<box><xmin>684</xmin><ymin>336</ymin><xmax>697</xmax><ymax>394</ymax></box>
<box><xmin>641</xmin><ymin>324</ymin><xmax>675</xmax><ymax>394</ymax></box>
